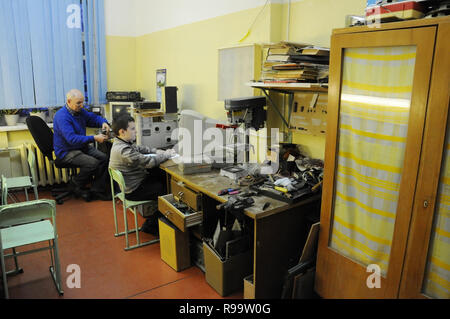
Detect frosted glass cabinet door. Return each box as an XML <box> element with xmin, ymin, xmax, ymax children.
<box><xmin>329</xmin><ymin>45</ymin><xmax>416</xmax><ymax>277</ymax></box>
<box><xmin>315</xmin><ymin>26</ymin><xmax>436</xmax><ymax>299</ymax></box>
<box><xmin>398</xmin><ymin>21</ymin><xmax>450</xmax><ymax>299</ymax></box>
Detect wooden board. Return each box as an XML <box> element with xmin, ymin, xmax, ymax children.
<box><xmin>248</xmin><ymin>81</ymin><xmax>328</xmax><ymax>93</ymax></box>
<box><xmin>333</xmin><ymin>16</ymin><xmax>450</xmax><ymax>35</ymax></box>
<box><xmin>133</xmin><ymin>110</ymin><xmax>164</xmax><ymax>117</ymax></box>
<box><xmin>292</xmin><ymin>268</ymin><xmax>316</xmax><ymax>299</ymax></box>
<box><xmin>299</xmin><ymin>222</ymin><xmax>320</xmax><ymax>264</ymax></box>
<box><xmin>289</xmin><ymin>93</ymin><xmax>327</xmax><ymax>136</ymax></box>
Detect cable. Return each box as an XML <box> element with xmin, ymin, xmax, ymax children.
<box><xmin>239</xmin><ymin>0</ymin><xmax>270</xmax><ymax>43</ymax></box>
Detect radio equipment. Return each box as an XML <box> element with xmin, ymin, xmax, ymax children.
<box><xmin>135</xmin><ymin>101</ymin><xmax>161</xmax><ymax>110</ymax></box>
<box><xmin>106</xmin><ymin>91</ymin><xmax>143</xmax><ymax>102</ymax></box>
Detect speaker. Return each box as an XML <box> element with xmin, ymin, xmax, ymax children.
<box><xmin>163</xmin><ymin>133</ymin><xmax>174</xmax><ymax>146</ymax></box>
<box><xmin>152</xmin><ymin>123</ymin><xmax>162</xmax><ymax>134</ymax></box>
<box><xmin>165</xmin><ymin>86</ymin><xmax>178</xmax><ymax>114</ymax></box>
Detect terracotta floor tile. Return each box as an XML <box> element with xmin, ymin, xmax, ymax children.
<box><xmin>2</xmin><ymin>190</ymin><xmax>243</xmax><ymax>300</ymax></box>
<box><xmin>130</xmin><ymin>266</ymin><xmax>243</xmax><ymax>299</ymax></box>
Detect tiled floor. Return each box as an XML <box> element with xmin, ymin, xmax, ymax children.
<box><xmin>2</xmin><ymin>189</ymin><xmax>243</xmax><ymax>299</ymax></box>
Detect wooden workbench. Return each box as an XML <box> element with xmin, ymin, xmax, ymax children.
<box><xmin>160</xmin><ymin>160</ymin><xmax>321</xmax><ymax>298</ymax></box>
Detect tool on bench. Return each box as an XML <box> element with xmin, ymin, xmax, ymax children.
<box><xmin>216</xmin><ymin>195</ymin><xmax>254</xmax><ymax>212</ymax></box>
<box><xmin>218</xmin><ymin>188</ymin><xmax>240</xmax><ymax>196</ymax></box>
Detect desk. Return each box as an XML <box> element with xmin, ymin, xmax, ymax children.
<box><xmin>160</xmin><ymin>160</ymin><xmax>321</xmax><ymax>298</ymax></box>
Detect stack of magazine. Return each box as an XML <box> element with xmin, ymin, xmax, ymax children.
<box><xmin>261</xmin><ymin>41</ymin><xmax>329</xmax><ymax>83</ymax></box>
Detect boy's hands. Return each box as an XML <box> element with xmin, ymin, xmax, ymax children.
<box><xmin>153</xmin><ymin>149</ymin><xmax>177</xmax><ymax>165</ymax></box>
<box><xmin>155</xmin><ymin>148</ymin><xmax>176</xmax><ymax>158</ymax></box>
<box><xmin>164</xmin><ymin>149</ymin><xmax>176</xmax><ymax>157</ymax></box>
<box><xmin>154</xmin><ymin>153</ymin><xmax>169</xmax><ymax>165</ymax></box>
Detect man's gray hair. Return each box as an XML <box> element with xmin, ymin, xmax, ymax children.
<box><xmin>66</xmin><ymin>89</ymin><xmax>84</xmax><ymax>101</ymax></box>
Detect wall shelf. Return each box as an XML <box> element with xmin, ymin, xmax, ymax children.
<box><xmin>246</xmin><ymin>82</ymin><xmax>328</xmax><ymax>94</ymax></box>
<box><xmin>246</xmin><ymin>82</ymin><xmax>328</xmax><ymax>142</ymax></box>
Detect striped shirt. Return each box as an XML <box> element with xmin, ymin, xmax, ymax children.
<box><xmin>109</xmin><ymin>137</ymin><xmax>164</xmax><ymax>193</ymax></box>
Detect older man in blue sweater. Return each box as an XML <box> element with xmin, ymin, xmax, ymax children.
<box><xmin>53</xmin><ymin>89</ymin><xmax>111</xmax><ymax>201</ymax></box>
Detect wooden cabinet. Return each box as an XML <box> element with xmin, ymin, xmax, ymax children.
<box><xmin>315</xmin><ymin>17</ymin><xmax>450</xmax><ymax>299</ymax></box>
<box><xmin>171</xmin><ymin>177</ymin><xmax>202</xmax><ymax>211</ymax></box>
<box><xmin>158</xmin><ymin>194</ymin><xmax>203</xmax><ymax>232</ymax></box>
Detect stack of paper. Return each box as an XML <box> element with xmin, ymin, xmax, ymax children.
<box><xmin>261</xmin><ymin>42</ymin><xmax>330</xmax><ymax>83</ymax></box>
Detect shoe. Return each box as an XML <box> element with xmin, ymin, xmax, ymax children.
<box><xmin>92</xmin><ymin>191</ymin><xmax>112</xmax><ymax>201</ymax></box>
<box><xmin>70</xmin><ymin>181</ymin><xmax>91</xmax><ymax>202</ymax></box>
<box><xmin>145</xmin><ymin>225</ymin><xmax>159</xmax><ymax>236</ymax></box>
<box><xmin>141</xmin><ymin>218</ymin><xmax>159</xmax><ymax>236</ymax></box>
<box><xmin>80</xmin><ymin>191</ymin><xmax>92</xmax><ymax>202</ymax></box>
<box><xmin>69</xmin><ymin>180</ymin><xmax>80</xmax><ymax>192</ymax></box>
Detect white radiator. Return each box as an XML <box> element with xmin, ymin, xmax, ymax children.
<box><xmin>19</xmin><ymin>143</ymin><xmax>71</xmax><ymax>187</ymax></box>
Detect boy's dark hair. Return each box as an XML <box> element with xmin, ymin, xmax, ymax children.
<box><xmin>112</xmin><ymin>114</ymin><xmax>134</xmax><ymax>136</ymax></box>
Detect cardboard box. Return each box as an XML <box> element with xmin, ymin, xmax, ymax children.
<box><xmin>366</xmin><ymin>0</ymin><xmax>426</xmax><ymax>22</ymax></box>
<box><xmin>158</xmin><ymin>218</ymin><xmax>191</xmax><ymax>271</ymax></box>
<box><xmin>243</xmin><ymin>274</ymin><xmax>255</xmax><ymax>299</ymax></box>
<box><xmin>203</xmin><ymin>241</ymin><xmax>252</xmax><ymax>297</ymax></box>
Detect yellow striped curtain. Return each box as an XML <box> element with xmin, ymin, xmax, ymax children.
<box><xmin>422</xmin><ymin>117</ymin><xmax>450</xmax><ymax>299</ymax></box>
<box><xmin>330</xmin><ymin>46</ymin><xmax>416</xmax><ymax>276</ymax></box>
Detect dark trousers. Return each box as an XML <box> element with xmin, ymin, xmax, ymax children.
<box><xmin>60</xmin><ymin>145</ymin><xmax>109</xmax><ymax>193</ymax></box>
<box><xmin>125</xmin><ymin>168</ymin><xmax>167</xmax><ymax>201</ymax></box>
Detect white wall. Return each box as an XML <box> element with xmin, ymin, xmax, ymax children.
<box><xmin>104</xmin><ymin>0</ymin><xmax>298</xmax><ymax>37</ymax></box>
<box><xmin>104</xmin><ymin>0</ymin><xmax>138</xmax><ymax>36</ymax></box>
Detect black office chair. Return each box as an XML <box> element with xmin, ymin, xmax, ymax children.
<box><xmin>25</xmin><ymin>116</ymin><xmax>84</xmax><ymax>204</ymax></box>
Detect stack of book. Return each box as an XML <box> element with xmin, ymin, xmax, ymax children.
<box><xmin>261</xmin><ymin>42</ymin><xmax>329</xmax><ymax>83</ymax></box>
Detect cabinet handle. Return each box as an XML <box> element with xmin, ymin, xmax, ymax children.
<box><xmin>165</xmin><ymin>211</ymin><xmax>171</xmax><ymax>217</ymax></box>
<box><xmin>178</xmin><ymin>191</ymin><xmax>184</xmax><ymax>198</ymax></box>
<box><xmin>423</xmin><ymin>200</ymin><xmax>429</xmax><ymax>208</ymax></box>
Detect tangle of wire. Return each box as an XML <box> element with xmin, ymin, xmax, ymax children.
<box><xmin>239</xmin><ymin>0</ymin><xmax>271</xmax><ymax>42</ymax></box>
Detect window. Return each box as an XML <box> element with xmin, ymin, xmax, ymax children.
<box><xmin>0</xmin><ymin>0</ymin><xmax>107</xmax><ymax>110</ymax></box>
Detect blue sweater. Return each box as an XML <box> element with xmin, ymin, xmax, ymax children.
<box><xmin>53</xmin><ymin>106</ymin><xmax>107</xmax><ymax>159</ymax></box>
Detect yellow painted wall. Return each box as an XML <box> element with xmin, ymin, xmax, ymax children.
<box><xmin>129</xmin><ymin>0</ymin><xmax>365</xmax><ymax>159</ymax></box>
<box><xmin>281</xmin><ymin>0</ymin><xmax>366</xmax><ymax>159</ymax></box>
<box><xmin>287</xmin><ymin>0</ymin><xmax>366</xmax><ymax>47</ymax></box>
<box><xmin>270</xmin><ymin>3</ymin><xmax>286</xmax><ymax>43</ymax></box>
<box><xmin>105</xmin><ymin>36</ymin><xmax>137</xmax><ymax>91</ymax></box>
<box><xmin>135</xmin><ymin>5</ymin><xmax>274</xmax><ymax>121</ymax></box>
